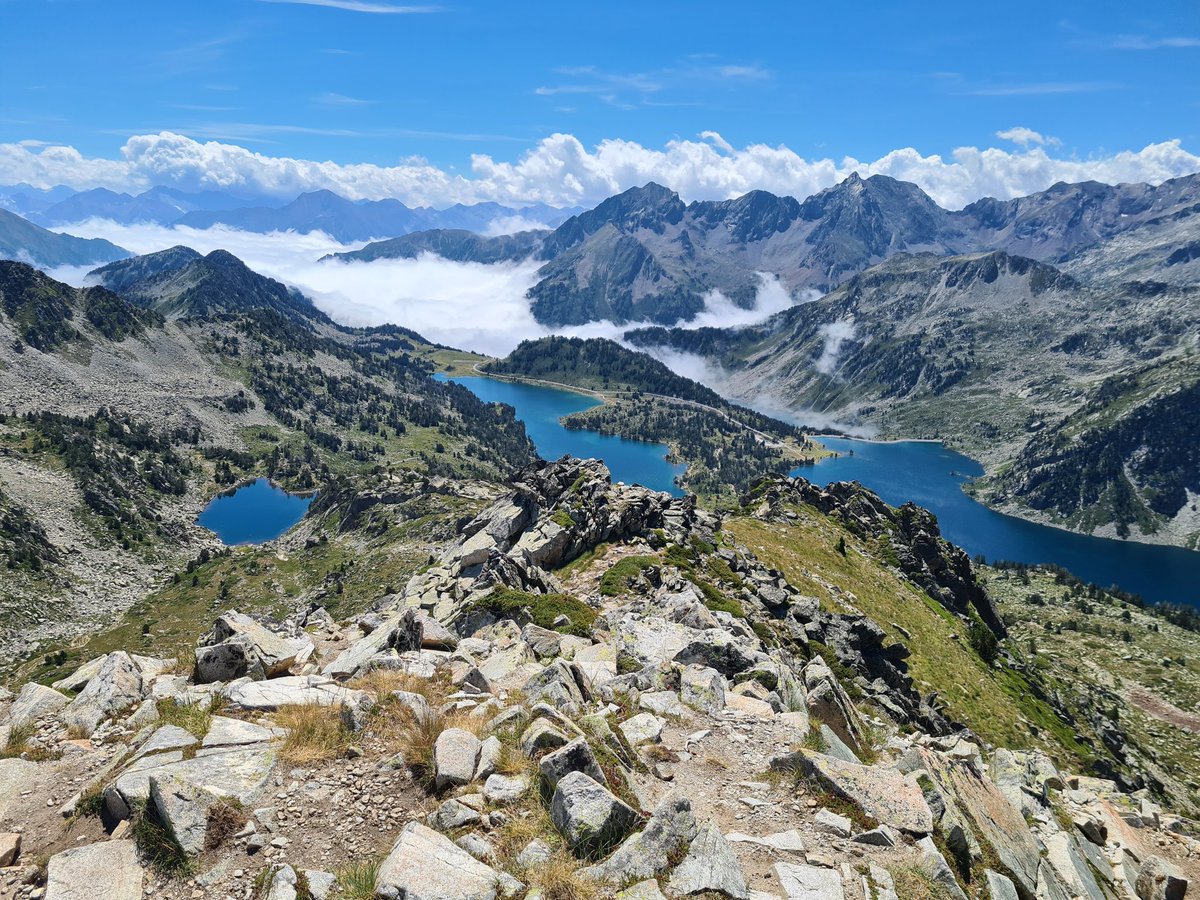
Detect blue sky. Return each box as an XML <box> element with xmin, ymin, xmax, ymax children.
<box><xmin>2</xmin><ymin>0</ymin><xmax>1198</xmax><ymax>207</ymax></box>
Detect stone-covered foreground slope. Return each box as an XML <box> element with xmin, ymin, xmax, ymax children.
<box><xmin>0</xmin><ymin>458</ymin><xmax>1196</xmax><ymax>899</ymax></box>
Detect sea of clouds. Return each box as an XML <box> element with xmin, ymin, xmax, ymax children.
<box><xmin>51</xmin><ymin>220</ymin><xmax>796</xmax><ymax>360</ymax></box>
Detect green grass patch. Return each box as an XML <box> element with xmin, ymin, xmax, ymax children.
<box><xmin>599</xmin><ymin>555</ymin><xmax>657</xmax><ymax>596</ymax></box>
<box><xmin>470</xmin><ymin>587</ymin><xmax>597</xmax><ymax>637</ymax></box>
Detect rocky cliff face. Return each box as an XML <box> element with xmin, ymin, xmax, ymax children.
<box><xmin>0</xmin><ymin>456</ymin><xmax>1194</xmax><ymax>899</ymax></box>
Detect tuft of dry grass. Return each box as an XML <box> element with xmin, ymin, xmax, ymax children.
<box><xmin>274</xmin><ymin>704</ymin><xmax>352</xmax><ymax>765</ymax></box>
<box><xmin>526</xmin><ymin>852</ymin><xmax>601</xmax><ymax>900</ymax></box>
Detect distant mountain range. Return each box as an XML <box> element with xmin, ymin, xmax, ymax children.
<box><xmin>333</xmin><ymin>172</ymin><xmax>1200</xmax><ymax>327</ymax></box>
<box><xmin>0</xmin><ymin>209</ymin><xmax>129</xmax><ymax>268</ymax></box>
<box><xmin>0</xmin><ymin>183</ymin><xmax>583</xmax><ymax>242</ymax></box>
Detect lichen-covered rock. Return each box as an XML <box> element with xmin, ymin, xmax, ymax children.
<box><xmin>434</xmin><ymin>727</ymin><xmax>482</xmax><ymax>791</ymax></box>
<box><xmin>583</xmin><ymin>792</ymin><xmax>697</xmax><ymax>884</ymax></box>
<box><xmin>62</xmin><ymin>651</ymin><xmax>144</xmax><ymax>736</ymax></box>
<box><xmin>550</xmin><ymin>770</ymin><xmax>640</xmax><ymax>855</ymax></box>
<box><xmin>539</xmin><ymin>737</ymin><xmax>607</xmax><ymax>792</ymax></box>
<box><xmin>376</xmin><ymin>821</ymin><xmax>511</xmax><ymax>900</ymax></box>
<box><xmin>666</xmin><ymin>820</ymin><xmax>748</xmax><ymax>899</ymax></box>
<box><xmin>45</xmin><ymin>840</ymin><xmax>143</xmax><ymax>900</ymax></box>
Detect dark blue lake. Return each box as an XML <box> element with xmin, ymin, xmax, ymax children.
<box><xmin>197</xmin><ymin>478</ymin><xmax>315</xmax><ymax>545</ymax></box>
<box><xmin>444</xmin><ymin>374</ymin><xmax>1200</xmax><ymax>606</ymax></box>
<box><xmin>805</xmin><ymin>438</ymin><xmax>1200</xmax><ymax>606</ymax></box>
<box><xmin>437</xmin><ymin>374</ymin><xmax>685</xmax><ymax>496</ymax></box>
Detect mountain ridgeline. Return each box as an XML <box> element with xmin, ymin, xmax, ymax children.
<box><xmin>335</xmin><ymin>171</ymin><xmax>1200</xmax><ymax>332</ymax></box>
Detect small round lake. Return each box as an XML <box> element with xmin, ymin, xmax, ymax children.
<box><xmin>436</xmin><ymin>374</ymin><xmax>686</xmax><ymax>496</ymax></box>
<box><xmin>197</xmin><ymin>478</ymin><xmax>315</xmax><ymax>545</ymax></box>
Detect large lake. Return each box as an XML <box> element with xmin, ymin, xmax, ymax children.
<box><xmin>447</xmin><ymin>374</ymin><xmax>1200</xmax><ymax>606</ymax></box>
<box><xmin>437</xmin><ymin>374</ymin><xmax>685</xmax><ymax>495</ymax></box>
<box><xmin>198</xmin><ymin>478</ymin><xmax>316</xmax><ymax>545</ymax></box>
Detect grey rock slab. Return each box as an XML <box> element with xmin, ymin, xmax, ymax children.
<box><xmin>201</xmin><ymin>715</ymin><xmax>277</xmax><ymax>747</ymax></box>
<box><xmin>916</xmin><ymin>836</ymin><xmax>968</xmax><ymax>900</ymax></box>
<box><xmin>428</xmin><ymin>798</ymin><xmax>482</xmax><ymax>831</ymax></box>
<box><xmin>483</xmin><ymin>773</ymin><xmax>528</xmax><ymax>805</ymax></box>
<box><xmin>1044</xmin><ymin>831</ymin><xmax>1106</xmax><ymax>900</ymax></box>
<box><xmin>105</xmin><ymin>743</ymin><xmax>275</xmax><ymax>823</ymax></box>
<box><xmin>45</xmin><ymin>840</ymin><xmax>143</xmax><ymax>900</ymax></box>
<box><xmin>797</xmin><ymin>750</ymin><xmax>932</xmax><ymax>834</ymax></box>
<box><xmin>519</xmin><ymin>718</ymin><xmax>570</xmax><ymax>756</ymax></box>
<box><xmin>224</xmin><ymin>674</ymin><xmax>365</xmax><ymax>710</ymax></box>
<box><xmin>583</xmin><ymin>792</ymin><xmax>697</xmax><ymax>884</ymax></box>
<box><xmin>667</xmin><ymin>820</ymin><xmax>749</xmax><ymax>899</ymax></box>
<box><xmin>149</xmin><ymin>774</ymin><xmax>218</xmax><ymax>857</ymax></box>
<box><xmin>813</xmin><ymin>809</ymin><xmax>852</xmax><ymax>838</ymax></box>
<box><xmin>727</xmin><ymin>829</ymin><xmax>806</xmax><ymax>854</ymax></box>
<box><xmin>305</xmin><ymin>870</ymin><xmax>337</xmax><ymax>900</ymax></box>
<box><xmin>680</xmin><ymin>664</ymin><xmax>727</xmax><ymax>714</ymax></box>
<box><xmin>619</xmin><ymin>712</ymin><xmax>665</xmax><ymax>745</ymax></box>
<box><xmin>206</xmin><ymin>611</ymin><xmax>311</xmax><ymax>677</ymax></box>
<box><xmin>133</xmin><ymin>724</ymin><xmax>197</xmax><ymax>759</ymax></box>
<box><xmin>516</xmin><ymin>837</ymin><xmax>553</xmax><ymax>868</ymax></box>
<box><xmin>0</xmin><ymin>758</ymin><xmax>38</xmax><ymax>819</ymax></box>
<box><xmin>817</xmin><ymin>724</ymin><xmax>860</xmax><ymax>765</ymax></box>
<box><xmin>264</xmin><ymin>864</ymin><xmax>299</xmax><ymax>900</ymax></box>
<box><xmin>52</xmin><ymin>657</ymin><xmax>106</xmax><ymax>694</ymax></box>
<box><xmin>985</xmin><ymin>870</ymin><xmax>1021</xmax><ymax>900</ymax></box>
<box><xmin>8</xmin><ymin>681</ymin><xmax>68</xmax><ymax>729</ymax></box>
<box><xmin>63</xmin><ymin>651</ymin><xmax>147</xmax><ymax>736</ymax></box>
<box><xmin>376</xmin><ymin>820</ymin><xmax>508</xmax><ymax>900</ymax></box>
<box><xmin>550</xmin><ymin>770</ymin><xmax>641</xmax><ymax>855</ymax></box>
<box><xmin>774</xmin><ymin>863</ymin><xmax>845</xmax><ymax>900</ymax></box>
<box><xmin>1136</xmin><ymin>855</ymin><xmax>1188</xmax><ymax>900</ymax></box>
<box><xmin>434</xmin><ymin>727</ymin><xmax>482</xmax><ymax>791</ymax></box>
<box><xmin>474</xmin><ymin>734</ymin><xmax>502</xmax><ymax>781</ymax></box>
<box><xmin>639</xmin><ymin>690</ymin><xmax>688</xmax><ymax>718</ymax></box>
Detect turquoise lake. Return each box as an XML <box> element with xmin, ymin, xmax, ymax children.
<box><xmin>197</xmin><ymin>478</ymin><xmax>316</xmax><ymax>545</ymax></box>
<box><xmin>437</xmin><ymin>374</ymin><xmax>686</xmax><ymax>495</ymax></box>
<box><xmin>445</xmin><ymin>374</ymin><xmax>1200</xmax><ymax>606</ymax></box>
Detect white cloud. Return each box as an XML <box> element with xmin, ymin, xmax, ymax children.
<box><xmin>257</xmin><ymin>0</ymin><xmax>438</xmax><ymax>12</ymax></box>
<box><xmin>5</xmin><ymin>130</ymin><xmax>1198</xmax><ymax>212</ymax></box>
<box><xmin>54</xmin><ymin>220</ymin><xmax>796</xmax><ymax>357</ymax></box>
<box><xmin>995</xmin><ymin>126</ymin><xmax>1060</xmax><ymax>147</ymax></box>
<box><xmin>815</xmin><ymin>319</ymin><xmax>857</xmax><ymax>375</ymax></box>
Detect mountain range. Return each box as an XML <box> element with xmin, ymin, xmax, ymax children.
<box><xmin>2</xmin><ymin>183</ymin><xmax>583</xmax><ymax>242</ymax></box>
<box><xmin>334</xmin><ymin>172</ymin><xmax>1200</xmax><ymax>327</ymax></box>
<box><xmin>0</xmin><ymin>208</ymin><xmax>129</xmax><ymax>268</ymax></box>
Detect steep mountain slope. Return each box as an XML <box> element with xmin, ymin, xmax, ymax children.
<box><xmin>93</xmin><ymin>248</ymin><xmax>323</xmax><ymax>321</ymax></box>
<box><xmin>525</xmin><ymin>177</ymin><xmax>977</xmax><ymax>326</ymax></box>
<box><xmin>31</xmin><ymin>185</ymin><xmax>273</xmax><ymax>226</ymax></box>
<box><xmin>0</xmin><ymin>257</ymin><xmax>537</xmax><ymax>659</ymax></box>
<box><xmin>0</xmin><ymin>209</ymin><xmax>129</xmax><ymax>267</ymax></box>
<box><xmin>325</xmin><ymin>228</ymin><xmax>547</xmax><ymax>264</ymax></box>
<box><xmin>324</xmin><ymin>172</ymin><xmax>1179</xmax><ymax>328</ymax></box>
<box><xmin>88</xmin><ymin>245</ymin><xmax>203</xmax><ymax>294</ymax></box>
<box><xmin>977</xmin><ymin>356</ymin><xmax>1200</xmax><ymax>544</ymax></box>
<box><xmin>626</xmin><ymin>250</ymin><xmax>1200</xmax><ymax>543</ymax></box>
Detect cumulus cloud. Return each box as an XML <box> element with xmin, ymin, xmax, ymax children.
<box><xmin>995</xmin><ymin>126</ymin><xmax>1060</xmax><ymax>147</ymax></box>
<box><xmin>5</xmin><ymin>131</ymin><xmax>1199</xmax><ymax>211</ymax></box>
<box><xmin>815</xmin><ymin>319</ymin><xmax>857</xmax><ymax>375</ymax></box>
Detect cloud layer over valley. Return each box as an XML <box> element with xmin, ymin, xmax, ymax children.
<box><xmin>55</xmin><ymin>220</ymin><xmax>797</xmax><ymax>358</ymax></box>
<box><xmin>7</xmin><ymin>130</ymin><xmax>1199</xmax><ymax>211</ymax></box>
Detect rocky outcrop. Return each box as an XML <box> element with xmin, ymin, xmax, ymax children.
<box><xmin>745</xmin><ymin>474</ymin><xmax>1006</xmax><ymax>634</ymax></box>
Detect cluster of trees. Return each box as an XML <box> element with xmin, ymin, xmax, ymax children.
<box><xmin>563</xmin><ymin>399</ymin><xmax>800</xmax><ymax>496</ymax></box>
<box><xmin>0</xmin><ymin>486</ymin><xmax>57</xmax><ymax>572</ymax></box>
<box><xmin>991</xmin><ymin>559</ymin><xmax>1200</xmax><ymax>634</ymax></box>
<box><xmin>7</xmin><ymin>408</ymin><xmax>197</xmax><ymax>547</ymax></box>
